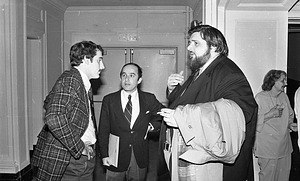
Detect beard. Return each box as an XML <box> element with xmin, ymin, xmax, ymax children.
<box><xmin>188</xmin><ymin>47</ymin><xmax>211</xmax><ymax>74</ymax></box>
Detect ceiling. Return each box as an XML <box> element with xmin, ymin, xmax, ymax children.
<box><xmin>56</xmin><ymin>0</ymin><xmax>299</xmax><ymax>12</ymax></box>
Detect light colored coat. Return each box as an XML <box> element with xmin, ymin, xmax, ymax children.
<box><xmin>168</xmin><ymin>98</ymin><xmax>245</xmax><ymax>181</ymax></box>
<box><xmin>175</xmin><ymin>98</ymin><xmax>245</xmax><ymax>164</ymax></box>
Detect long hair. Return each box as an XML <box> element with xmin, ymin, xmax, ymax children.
<box><xmin>188</xmin><ymin>20</ymin><xmax>228</xmax><ymax>56</ymax></box>
<box><xmin>69</xmin><ymin>40</ymin><xmax>103</xmax><ymax>66</ymax></box>
<box><xmin>261</xmin><ymin>69</ymin><xmax>287</xmax><ymax>91</ymax></box>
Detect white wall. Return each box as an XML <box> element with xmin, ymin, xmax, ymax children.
<box><xmin>223</xmin><ymin>9</ymin><xmax>290</xmax><ymax>181</ymax></box>
<box><xmin>0</xmin><ymin>0</ymin><xmax>65</xmax><ymax>174</ymax></box>
<box><xmin>226</xmin><ymin>11</ymin><xmax>288</xmax><ymax>95</ymax></box>
<box><xmin>26</xmin><ymin>0</ymin><xmax>65</xmax><ymax>148</ymax></box>
<box><xmin>0</xmin><ymin>0</ymin><xmax>28</xmax><ymax>173</ymax></box>
<box><xmin>27</xmin><ymin>39</ymin><xmax>44</xmax><ymax>149</ymax></box>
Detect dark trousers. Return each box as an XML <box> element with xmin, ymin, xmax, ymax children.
<box><xmin>106</xmin><ymin>150</ymin><xmax>147</xmax><ymax>181</ymax></box>
<box><xmin>61</xmin><ymin>154</ymin><xmax>96</xmax><ymax>181</ymax></box>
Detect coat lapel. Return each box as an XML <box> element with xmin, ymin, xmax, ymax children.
<box><xmin>133</xmin><ymin>91</ymin><xmax>147</xmax><ymax>128</ymax></box>
<box><xmin>179</xmin><ymin>72</ymin><xmax>210</xmax><ymax>101</ymax></box>
<box><xmin>171</xmin><ymin>56</ymin><xmax>224</xmax><ymax>107</ymax></box>
<box><xmin>170</xmin><ymin>73</ymin><xmax>210</xmax><ymax>108</ymax></box>
<box><xmin>71</xmin><ymin>68</ymin><xmax>90</xmax><ymax>123</ymax></box>
<box><xmin>111</xmin><ymin>91</ymin><xmax>131</xmax><ymax>128</ymax></box>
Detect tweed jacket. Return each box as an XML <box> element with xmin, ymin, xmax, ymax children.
<box><xmin>99</xmin><ymin>90</ymin><xmax>164</xmax><ymax>172</ymax></box>
<box><xmin>157</xmin><ymin>55</ymin><xmax>258</xmax><ymax>181</ymax></box>
<box><xmin>31</xmin><ymin>68</ymin><xmax>90</xmax><ymax>181</ymax></box>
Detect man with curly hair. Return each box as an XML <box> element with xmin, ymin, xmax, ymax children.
<box><xmin>32</xmin><ymin>40</ymin><xmax>104</xmax><ymax>181</ymax></box>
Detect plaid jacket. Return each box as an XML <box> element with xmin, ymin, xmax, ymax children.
<box><xmin>31</xmin><ymin>68</ymin><xmax>90</xmax><ymax>181</ymax></box>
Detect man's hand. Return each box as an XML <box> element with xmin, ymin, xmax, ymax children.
<box><xmin>167</xmin><ymin>71</ymin><xmax>184</xmax><ymax>93</ymax></box>
<box><xmin>158</xmin><ymin>108</ymin><xmax>178</xmax><ymax>128</ymax></box>
<box><xmin>102</xmin><ymin>157</ymin><xmax>111</xmax><ymax>166</ymax></box>
<box><xmin>82</xmin><ymin>142</ymin><xmax>95</xmax><ymax>160</ymax></box>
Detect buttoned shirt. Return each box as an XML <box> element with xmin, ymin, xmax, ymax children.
<box><xmin>75</xmin><ymin>67</ymin><xmax>96</xmax><ymax>145</ymax></box>
<box><xmin>121</xmin><ymin>89</ymin><xmax>140</xmax><ymax>129</ymax></box>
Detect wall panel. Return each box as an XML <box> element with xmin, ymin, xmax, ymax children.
<box><xmin>226</xmin><ymin>11</ymin><xmax>288</xmax><ymax>95</ymax></box>
<box><xmin>0</xmin><ymin>0</ymin><xmax>29</xmax><ymax>173</ymax></box>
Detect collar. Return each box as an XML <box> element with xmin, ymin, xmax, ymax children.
<box><xmin>75</xmin><ymin>67</ymin><xmax>91</xmax><ymax>92</ymax></box>
<box><xmin>121</xmin><ymin>89</ymin><xmax>138</xmax><ymax>100</ymax></box>
<box><xmin>201</xmin><ymin>54</ymin><xmax>220</xmax><ymax>73</ymax></box>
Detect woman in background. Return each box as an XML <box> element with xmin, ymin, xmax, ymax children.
<box><xmin>254</xmin><ymin>69</ymin><xmax>297</xmax><ymax>181</ymax></box>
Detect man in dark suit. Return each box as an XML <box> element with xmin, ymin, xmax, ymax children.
<box><xmin>31</xmin><ymin>40</ymin><xmax>104</xmax><ymax>181</ymax></box>
<box><xmin>99</xmin><ymin>63</ymin><xmax>164</xmax><ymax>181</ymax></box>
<box><xmin>157</xmin><ymin>21</ymin><xmax>258</xmax><ymax>181</ymax></box>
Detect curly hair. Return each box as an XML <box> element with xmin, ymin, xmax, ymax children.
<box><xmin>188</xmin><ymin>20</ymin><xmax>228</xmax><ymax>56</ymax></box>
<box><xmin>261</xmin><ymin>69</ymin><xmax>287</xmax><ymax>91</ymax></box>
<box><xmin>69</xmin><ymin>40</ymin><xmax>103</xmax><ymax>66</ymax></box>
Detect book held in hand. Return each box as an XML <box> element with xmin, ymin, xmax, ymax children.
<box><xmin>109</xmin><ymin>133</ymin><xmax>119</xmax><ymax>167</ymax></box>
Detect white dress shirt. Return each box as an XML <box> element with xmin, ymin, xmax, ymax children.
<box><xmin>121</xmin><ymin>89</ymin><xmax>140</xmax><ymax>129</ymax></box>
<box><xmin>75</xmin><ymin>67</ymin><xmax>96</xmax><ymax>145</ymax></box>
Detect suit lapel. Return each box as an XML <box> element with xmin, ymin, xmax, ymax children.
<box><xmin>170</xmin><ymin>56</ymin><xmax>224</xmax><ymax>107</ymax></box>
<box><xmin>133</xmin><ymin>91</ymin><xmax>147</xmax><ymax>128</ymax></box>
<box><xmin>111</xmin><ymin>91</ymin><xmax>131</xmax><ymax>128</ymax></box>
<box><xmin>71</xmin><ymin>68</ymin><xmax>90</xmax><ymax>126</ymax></box>
<box><xmin>179</xmin><ymin>72</ymin><xmax>210</xmax><ymax>100</ymax></box>
<box><xmin>110</xmin><ymin>91</ymin><xmax>150</xmax><ymax>129</ymax></box>
<box><xmin>169</xmin><ymin>74</ymin><xmax>208</xmax><ymax>108</ymax></box>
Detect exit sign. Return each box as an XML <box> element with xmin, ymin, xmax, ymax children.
<box><xmin>118</xmin><ymin>32</ymin><xmax>138</xmax><ymax>41</ymax></box>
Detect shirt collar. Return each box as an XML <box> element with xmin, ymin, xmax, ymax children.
<box><xmin>122</xmin><ymin>89</ymin><xmax>138</xmax><ymax>100</ymax></box>
<box><xmin>75</xmin><ymin>67</ymin><xmax>91</xmax><ymax>93</ymax></box>
<box><xmin>201</xmin><ymin>55</ymin><xmax>218</xmax><ymax>73</ymax></box>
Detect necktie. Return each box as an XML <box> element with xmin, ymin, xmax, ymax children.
<box><xmin>193</xmin><ymin>69</ymin><xmax>200</xmax><ymax>81</ymax></box>
<box><xmin>180</xmin><ymin>70</ymin><xmax>201</xmax><ymax>97</ymax></box>
<box><xmin>88</xmin><ymin>88</ymin><xmax>97</xmax><ymax>132</ymax></box>
<box><xmin>124</xmin><ymin>95</ymin><xmax>132</xmax><ymax>124</ymax></box>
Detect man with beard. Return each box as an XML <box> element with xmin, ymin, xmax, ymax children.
<box><xmin>157</xmin><ymin>21</ymin><xmax>258</xmax><ymax>181</ymax></box>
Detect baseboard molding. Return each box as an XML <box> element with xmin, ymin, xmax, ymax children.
<box><xmin>0</xmin><ymin>164</ymin><xmax>32</xmax><ymax>181</ymax></box>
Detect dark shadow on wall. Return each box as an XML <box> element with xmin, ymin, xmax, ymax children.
<box><xmin>287</xmin><ymin>23</ymin><xmax>300</xmax><ymax>181</ymax></box>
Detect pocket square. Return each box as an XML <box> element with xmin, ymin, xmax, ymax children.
<box><xmin>146</xmin><ymin>111</ymin><xmax>150</xmax><ymax>114</ymax></box>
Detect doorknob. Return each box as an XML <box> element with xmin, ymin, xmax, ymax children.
<box><xmin>130</xmin><ymin>48</ymin><xmax>134</xmax><ymax>63</ymax></box>
<box><xmin>125</xmin><ymin>48</ymin><xmax>128</xmax><ymax>63</ymax></box>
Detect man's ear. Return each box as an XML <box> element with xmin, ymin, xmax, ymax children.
<box><xmin>82</xmin><ymin>55</ymin><xmax>90</xmax><ymax>64</ymax></box>
<box><xmin>138</xmin><ymin>78</ymin><xmax>142</xmax><ymax>84</ymax></box>
<box><xmin>211</xmin><ymin>46</ymin><xmax>217</xmax><ymax>53</ymax></box>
